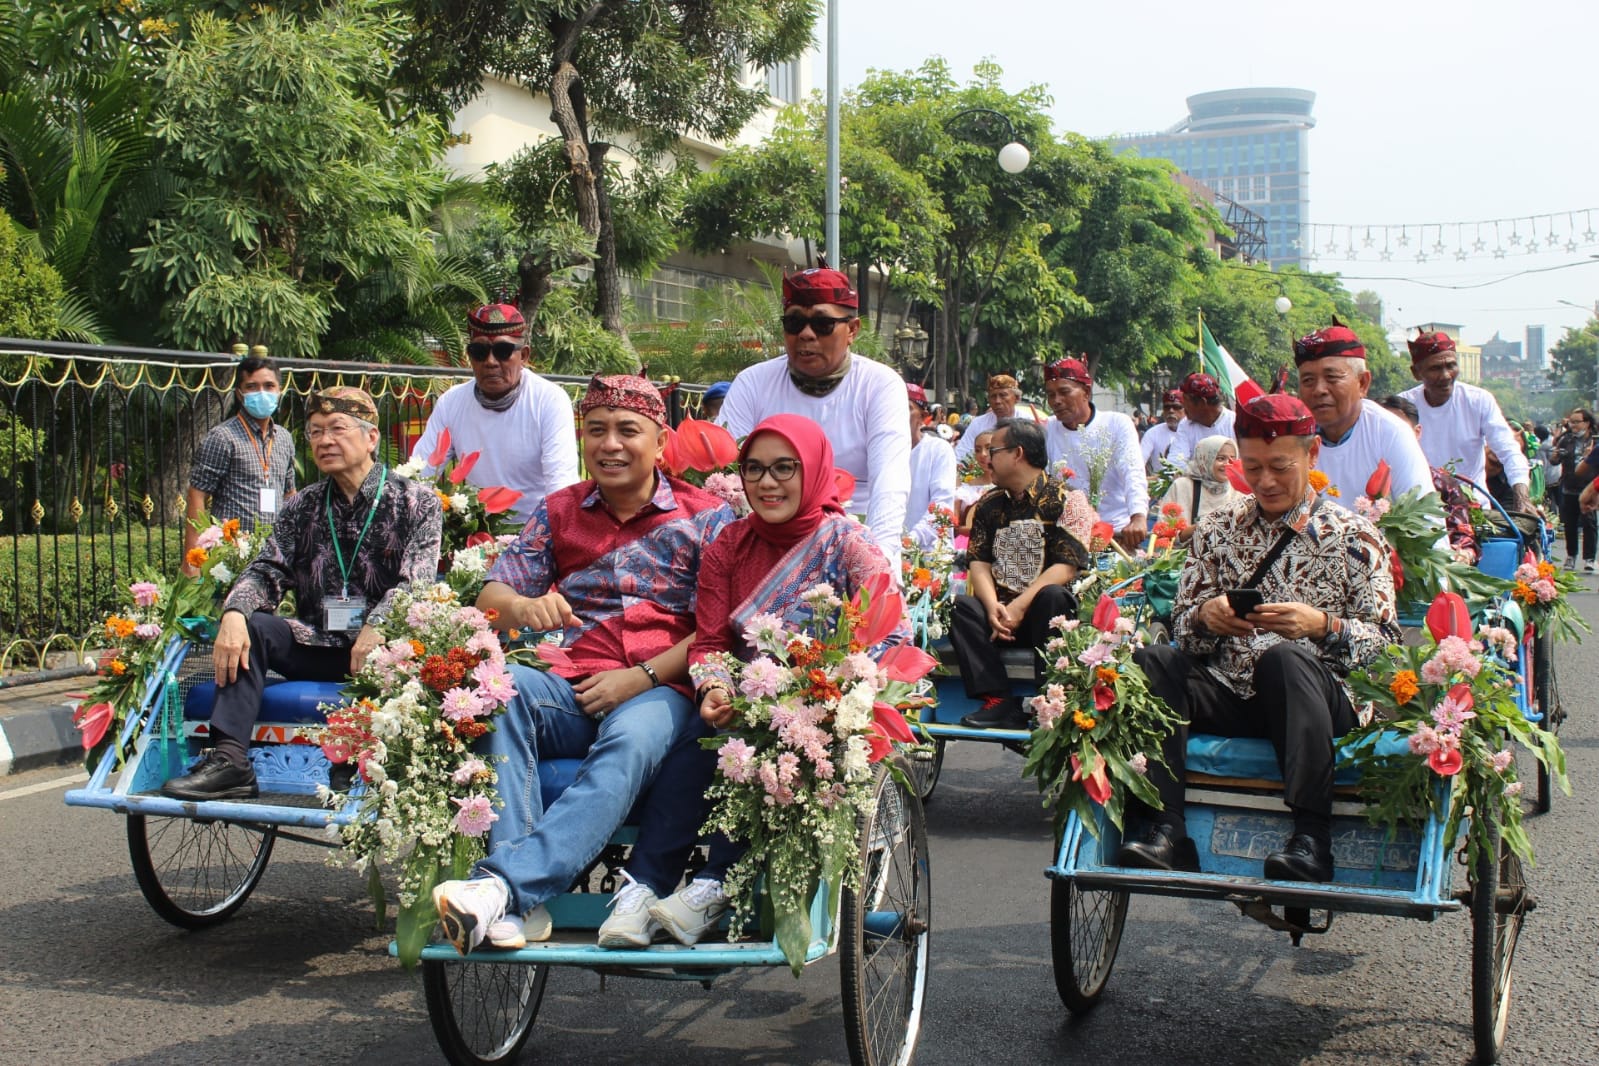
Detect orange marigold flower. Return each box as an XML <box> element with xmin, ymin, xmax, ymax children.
<box><xmin>1512</xmin><ymin>581</ymin><xmax>1536</xmax><ymax>606</ymax></box>
<box><xmin>110</xmin><ymin>659</ymin><xmax>127</xmax><ymax>676</ymax></box>
<box><xmin>1389</xmin><ymin>670</ymin><xmax>1419</xmax><ymax>706</ymax></box>
<box><xmin>105</xmin><ymin>616</ymin><xmax>136</xmax><ymax>640</ymax></box>
<box><xmin>185</xmin><ymin>547</ymin><xmax>208</xmax><ymax>568</ymax></box>
<box><xmin>1095</xmin><ymin>666</ymin><xmax>1119</xmax><ymax>685</ymax></box>
<box><xmin>1328</xmin><ymin>486</ymin><xmax>1341</xmax><ymax>497</ymax></box>
<box><xmin>1537</xmin><ymin>561</ymin><xmax>1557</xmax><ymax>581</ymax></box>
<box><xmin>221</xmin><ymin>518</ymin><xmax>241</xmax><ymax>542</ymax></box>
<box><xmin>787</xmin><ymin>638</ymin><xmax>822</xmax><ymax>667</ymax></box>
<box><xmin>409</xmin><ymin>639</ymin><xmax>426</xmax><ymax>656</ymax></box>
<box><xmin>482</xmin><ymin>608</ymin><xmax>499</xmax><ymax>623</ymax></box>
<box><xmin>1071</xmin><ymin>710</ymin><xmax>1098</xmax><ymax>731</ymax></box>
<box><xmin>1308</xmin><ymin>470</ymin><xmax>1330</xmax><ymax>492</ymax></box>
<box><xmin>437</xmin><ymin>490</ymin><xmax>452</xmax><ymax>511</ymax></box>
<box><xmin>912</xmin><ymin>567</ymin><xmax>933</xmax><ymax>589</ymax></box>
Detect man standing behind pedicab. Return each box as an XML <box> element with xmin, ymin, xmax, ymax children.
<box><xmin>1119</xmin><ymin>395</ymin><xmax>1399</xmax><ymax>882</ymax></box>
<box><xmin>161</xmin><ymin>387</ymin><xmax>444</xmax><ymax>800</ymax></box>
<box><xmin>1166</xmin><ymin>372</ymin><xmax>1236</xmax><ymax>470</ymax></box>
<box><xmin>1041</xmin><ymin>356</ymin><xmax>1149</xmax><ymax>552</ymax></box>
<box><xmin>431</xmin><ymin>375</ymin><xmax>735</xmax><ymax>954</ymax></box>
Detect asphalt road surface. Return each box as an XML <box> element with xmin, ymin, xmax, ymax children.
<box><xmin>4</xmin><ymin>598</ymin><xmax>1598</xmax><ymax>1066</ymax></box>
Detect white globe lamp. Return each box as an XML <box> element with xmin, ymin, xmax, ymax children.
<box><xmin>1274</xmin><ymin>295</ymin><xmax>1293</xmax><ymax>315</ymax></box>
<box><xmin>997</xmin><ymin>141</ymin><xmax>1031</xmax><ymax>174</ymax></box>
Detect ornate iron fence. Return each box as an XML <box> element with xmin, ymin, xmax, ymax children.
<box><xmin>0</xmin><ymin>338</ymin><xmax>705</xmax><ymax>668</ymax></box>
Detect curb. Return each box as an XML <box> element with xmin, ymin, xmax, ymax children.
<box><xmin>0</xmin><ymin>702</ymin><xmax>84</xmax><ymax>776</ymax></box>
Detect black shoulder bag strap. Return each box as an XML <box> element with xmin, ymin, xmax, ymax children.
<box><xmin>1240</xmin><ymin>496</ymin><xmax>1320</xmax><ymax>591</ymax></box>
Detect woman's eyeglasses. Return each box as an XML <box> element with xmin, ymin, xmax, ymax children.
<box><xmin>780</xmin><ymin>313</ymin><xmax>854</xmax><ymax>337</ymax></box>
<box><xmin>739</xmin><ymin>459</ymin><xmax>802</xmax><ymax>482</ymax></box>
<box><xmin>467</xmin><ymin>340</ymin><xmax>521</xmax><ymax>363</ymax></box>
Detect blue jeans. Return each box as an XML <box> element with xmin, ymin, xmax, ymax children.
<box><xmin>476</xmin><ymin>665</ymin><xmax>699</xmax><ymax>913</ymax></box>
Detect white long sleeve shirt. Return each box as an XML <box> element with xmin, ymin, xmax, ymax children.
<box><xmin>409</xmin><ymin>370</ymin><xmax>580</xmax><ymax>527</ymax></box>
<box><xmin>1043</xmin><ymin>408</ymin><xmax>1150</xmax><ymax>530</ymax></box>
<box><xmin>1141</xmin><ymin>421</ymin><xmax>1179</xmax><ymax>473</ymax></box>
<box><xmin>1398</xmin><ymin>381</ymin><xmax>1530</xmax><ymax>489</ymax></box>
<box><xmin>1167</xmin><ymin>408</ymin><xmax>1237</xmax><ymax>470</ymax></box>
<box><xmin>905</xmin><ymin>432</ymin><xmax>957</xmax><ymax>548</ymax></box>
<box><xmin>719</xmin><ymin>353</ymin><xmax>911</xmax><ymax>563</ymax></box>
<box><xmin>1314</xmin><ymin>400</ymin><xmax>1433</xmax><ymax>510</ymax></box>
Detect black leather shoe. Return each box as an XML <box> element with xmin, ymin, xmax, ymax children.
<box><xmin>959</xmin><ymin>697</ymin><xmax>1030</xmax><ymax>730</ymax></box>
<box><xmin>160</xmin><ymin>749</ymin><xmax>258</xmax><ymax>800</ymax></box>
<box><xmin>1264</xmin><ymin>833</ymin><xmax>1334</xmax><ymax>882</ymax></box>
<box><xmin>1116</xmin><ymin>821</ymin><xmax>1200</xmax><ymax>872</ymax></box>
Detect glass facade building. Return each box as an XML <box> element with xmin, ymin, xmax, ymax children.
<box><xmin>1113</xmin><ymin>89</ymin><xmax>1315</xmax><ymax>268</ymax></box>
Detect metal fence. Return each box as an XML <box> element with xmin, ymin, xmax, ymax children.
<box><xmin>0</xmin><ymin>338</ymin><xmax>706</xmax><ymax>668</ymax></box>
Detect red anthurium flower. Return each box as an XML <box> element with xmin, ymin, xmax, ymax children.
<box><xmin>1390</xmin><ymin>546</ymin><xmax>1405</xmax><ymax>595</ymax></box>
<box><xmin>1427</xmin><ymin>747</ymin><xmax>1463</xmax><ymax>776</ymax></box>
<box><xmin>447</xmin><ymin>451</ymin><xmax>481</xmax><ymax>484</ymax></box>
<box><xmin>477</xmin><ymin>485</ymin><xmax>522</xmax><ymax>515</ymax></box>
<box><xmin>865</xmin><ymin>731</ymin><xmax>895</xmax><ymax>763</ymax></box>
<box><xmin>426</xmin><ymin>427</ymin><xmax>452</xmax><ymax>469</ymax></box>
<box><xmin>855</xmin><ymin>570</ymin><xmax>905</xmax><ymax>647</ymax></box>
<box><xmin>1424</xmin><ymin>590</ymin><xmax>1471</xmax><ymax>642</ymax></box>
<box><xmin>1365</xmin><ymin>459</ymin><xmax>1392</xmax><ymax>501</ymax></box>
<box><xmin>535</xmin><ymin>644</ymin><xmax>575</xmax><ymax>670</ymax></box>
<box><xmin>1091</xmin><ymin>593</ymin><xmax>1120</xmax><ymax>633</ymax></box>
<box><xmin>673</xmin><ymin>417</ymin><xmax>739</xmax><ymax>472</ymax></box>
<box><xmin>833</xmin><ymin>468</ymin><xmax>857</xmax><ymax>505</ymax></box>
<box><xmin>871</xmin><ymin>701</ymin><xmax>916</xmax><ymax>745</ymax></box>
<box><xmin>1224</xmin><ymin>458</ymin><xmax>1252</xmax><ymax>494</ymax></box>
<box><xmin>321</xmin><ymin>737</ymin><xmax>353</xmax><ymax>764</ymax></box>
<box><xmin>879</xmin><ymin>642</ymin><xmax>938</xmax><ymax>684</ymax></box>
<box><xmin>73</xmin><ymin>701</ymin><xmax>114</xmax><ymax>750</ymax></box>
<box><xmin>465</xmin><ymin>531</ymin><xmax>494</xmax><ymax>549</ymax></box>
<box><xmin>1070</xmin><ymin>751</ymin><xmax>1114</xmax><ymax>806</ymax></box>
<box><xmin>658</xmin><ymin>426</ymin><xmax>684</xmax><ymax>475</ymax></box>
<box><xmin>1093</xmin><ymin>683</ymin><xmax>1116</xmax><ymax>712</ymax></box>
<box><xmin>1091</xmin><ymin>521</ymin><xmax>1115</xmax><ymax>547</ymax></box>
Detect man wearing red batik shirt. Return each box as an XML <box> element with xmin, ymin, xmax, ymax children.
<box><xmin>431</xmin><ymin>375</ymin><xmax>735</xmax><ymax>955</ymax></box>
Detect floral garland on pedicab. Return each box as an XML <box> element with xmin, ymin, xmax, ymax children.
<box><xmin>393</xmin><ymin>428</ymin><xmax>524</xmax><ymax>560</ymax></box>
<box><xmin>73</xmin><ymin>515</ymin><xmax>264</xmax><ymax>772</ymax></box>
<box><xmin>901</xmin><ymin>503</ymin><xmax>957</xmax><ymax>645</ymax></box>
<box><xmin>1339</xmin><ymin>591</ymin><xmax>1569</xmax><ymax>869</ymax></box>
<box><xmin>1508</xmin><ymin>554</ymin><xmax>1590</xmax><ymax>645</ymax></box>
<box><xmin>689</xmin><ymin>574</ymin><xmax>937</xmax><ymax>975</ymax></box>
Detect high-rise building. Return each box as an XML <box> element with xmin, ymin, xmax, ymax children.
<box><xmin>1112</xmin><ymin>88</ymin><xmax>1315</xmax><ymax>268</ymax></box>
<box><xmin>1527</xmin><ymin>325</ymin><xmax>1547</xmax><ymax>370</ymax></box>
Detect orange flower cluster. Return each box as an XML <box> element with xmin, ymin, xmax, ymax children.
<box><xmin>222</xmin><ymin>518</ymin><xmax>241</xmax><ymax>543</ymax></box>
<box><xmin>1512</xmin><ymin>581</ymin><xmax>1536</xmax><ymax>606</ymax></box>
<box><xmin>805</xmin><ymin>667</ymin><xmax>842</xmax><ymax>703</ymax></box>
<box><xmin>1536</xmin><ymin>560</ymin><xmax>1557</xmax><ymax>581</ymax></box>
<box><xmin>1095</xmin><ymin>666</ymin><xmax>1119</xmax><ymax>686</ymax></box>
<box><xmin>1389</xmin><ymin>669</ymin><xmax>1419</xmax><ymax>706</ymax></box>
<box><xmin>787</xmin><ymin>638</ymin><xmax>822</xmax><ymax>667</ymax></box>
<box><xmin>1308</xmin><ymin>470</ymin><xmax>1329</xmax><ymax>491</ymax></box>
<box><xmin>109</xmin><ymin>659</ymin><xmax>128</xmax><ymax>676</ymax></box>
<box><xmin>436</xmin><ymin>490</ymin><xmax>453</xmax><ymax>512</ymax></box>
<box><xmin>420</xmin><ymin>647</ymin><xmax>485</xmax><ymax>692</ymax></box>
<box><xmin>1071</xmin><ymin>709</ymin><xmax>1098</xmax><ymax>731</ymax></box>
<box><xmin>104</xmin><ymin>615</ymin><xmax>136</xmax><ymax>640</ymax></box>
<box><xmin>185</xmin><ymin>547</ymin><xmax>208</xmax><ymax>568</ymax></box>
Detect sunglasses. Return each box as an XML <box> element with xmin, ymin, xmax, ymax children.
<box><xmin>739</xmin><ymin>458</ymin><xmax>802</xmax><ymax>482</ymax></box>
<box><xmin>780</xmin><ymin>313</ymin><xmax>855</xmax><ymax>337</ymax></box>
<box><xmin>467</xmin><ymin>340</ymin><xmax>521</xmax><ymax>363</ymax></box>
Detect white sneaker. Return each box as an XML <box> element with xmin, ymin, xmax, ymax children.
<box><xmin>1565</xmin><ymin>556</ymin><xmax>1577</xmax><ymax>571</ymax></box>
<box><xmin>486</xmin><ymin>904</ymin><xmax>554</xmax><ymax>949</ymax></box>
<box><xmin>432</xmin><ymin>875</ymin><xmax>509</xmax><ymax>955</ymax></box>
<box><xmin>1585</xmin><ymin>562</ymin><xmax>1597</xmax><ymax>573</ymax></box>
<box><xmin>596</xmin><ymin>870</ymin><xmax>660</xmax><ymax>948</ymax></box>
<box><xmin>649</xmin><ymin>878</ymin><xmax>731</xmax><ymax>946</ymax></box>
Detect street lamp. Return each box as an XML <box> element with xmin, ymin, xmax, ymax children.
<box><xmin>1275</xmin><ymin>295</ymin><xmax>1293</xmax><ymax>315</ymax></box>
<box><xmin>894</xmin><ymin>321</ymin><xmax>928</xmax><ymax>366</ymax></box>
<box><xmin>945</xmin><ymin>108</ymin><xmax>1031</xmax><ymax>174</ymax></box>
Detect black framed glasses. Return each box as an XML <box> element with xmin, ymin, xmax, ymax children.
<box><xmin>467</xmin><ymin>340</ymin><xmax>521</xmax><ymax>363</ymax></box>
<box><xmin>989</xmin><ymin>439</ymin><xmax>1020</xmax><ymax>457</ymax></box>
<box><xmin>739</xmin><ymin>458</ymin><xmax>802</xmax><ymax>482</ymax></box>
<box><xmin>780</xmin><ymin>312</ymin><xmax>855</xmax><ymax>337</ymax></box>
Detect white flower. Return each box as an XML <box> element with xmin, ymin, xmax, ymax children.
<box><xmin>394</xmin><ymin>459</ymin><xmax>424</xmax><ymax>478</ymax></box>
<box><xmin>449</xmin><ymin>493</ymin><xmax>470</xmax><ymax>512</ymax></box>
<box><xmin>208</xmin><ymin>562</ymin><xmax>235</xmax><ymax>585</ymax></box>
<box><xmin>450</xmin><ymin>549</ymin><xmax>487</xmax><ymax>575</ymax></box>
<box><xmin>834</xmin><ymin>682</ymin><xmax>875</xmax><ymax>735</ymax></box>
<box><xmin>843</xmin><ymin>734</ymin><xmax>871</xmax><ymax>779</ymax></box>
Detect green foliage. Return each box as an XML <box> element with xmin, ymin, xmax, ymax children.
<box><xmin>530</xmin><ymin>286</ymin><xmax>636</xmax><ymax>375</ymax></box>
<box><xmin>0</xmin><ymin>528</ymin><xmax>187</xmax><ymax>644</ymax></box>
<box><xmin>630</xmin><ymin>262</ymin><xmax>784</xmax><ymax>381</ymax></box>
<box><xmin>0</xmin><ymin>210</ymin><xmax>65</xmax><ymax>339</ymax></box>
<box><xmin>1548</xmin><ymin>317</ymin><xmax>1599</xmax><ymax>399</ymax></box>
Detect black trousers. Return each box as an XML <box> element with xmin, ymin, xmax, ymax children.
<box><xmin>1559</xmin><ymin>490</ymin><xmax>1596</xmax><ymax>561</ymax></box>
<box><xmin>949</xmin><ymin>585</ymin><xmax>1074</xmax><ymax>698</ymax></box>
<box><xmin>210</xmin><ymin>612</ymin><xmax>349</xmax><ymax>745</ymax></box>
<box><xmin>1134</xmin><ymin>642</ymin><xmax>1357</xmax><ymax>828</ymax></box>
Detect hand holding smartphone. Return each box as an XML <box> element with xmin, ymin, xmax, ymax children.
<box><xmin>1225</xmin><ymin>588</ymin><xmax>1264</xmax><ymax>618</ymax></box>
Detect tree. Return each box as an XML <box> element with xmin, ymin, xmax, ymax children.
<box><xmin>1548</xmin><ymin>319</ymin><xmax>1599</xmax><ymax>404</ymax></box>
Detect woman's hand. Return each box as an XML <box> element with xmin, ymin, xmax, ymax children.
<box><xmin>700</xmin><ymin>686</ymin><xmax>735</xmax><ymax>728</ymax></box>
<box><xmin>573</xmin><ymin>667</ymin><xmax>648</xmax><ymax>717</ymax></box>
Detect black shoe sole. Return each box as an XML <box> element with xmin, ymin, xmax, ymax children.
<box><xmin>1117</xmin><ymin>839</ymin><xmax>1201</xmax><ymax>873</ymax></box>
<box><xmin>1263</xmin><ymin>857</ymin><xmax>1334</xmax><ymax>882</ymax></box>
<box><xmin>958</xmin><ymin>714</ymin><xmax>1031</xmax><ymax>730</ymax></box>
<box><xmin>158</xmin><ymin>782</ymin><xmax>259</xmax><ymax>801</ymax></box>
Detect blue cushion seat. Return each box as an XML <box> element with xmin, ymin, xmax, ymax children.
<box><xmin>1185</xmin><ymin>732</ymin><xmax>1412</xmax><ymax>786</ymax></box>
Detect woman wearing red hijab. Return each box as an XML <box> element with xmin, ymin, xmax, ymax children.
<box><xmin>601</xmin><ymin>414</ymin><xmax>905</xmax><ymax>949</ymax></box>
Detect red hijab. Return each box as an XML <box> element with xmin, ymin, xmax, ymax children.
<box><xmin>740</xmin><ymin>414</ymin><xmax>844</xmax><ymax>549</ymax></box>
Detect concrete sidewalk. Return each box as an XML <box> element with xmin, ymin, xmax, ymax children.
<box><xmin>0</xmin><ymin>677</ymin><xmax>92</xmax><ymax>775</ymax></box>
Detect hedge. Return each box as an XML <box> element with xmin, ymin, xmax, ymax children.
<box><xmin>0</xmin><ymin>528</ymin><xmax>188</xmax><ymax>645</ymax></box>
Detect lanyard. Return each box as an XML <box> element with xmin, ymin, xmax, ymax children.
<box><xmin>326</xmin><ymin>466</ymin><xmax>388</xmax><ymax>596</ymax></box>
<box><xmin>236</xmin><ymin>413</ymin><xmax>276</xmax><ymax>482</ymax></box>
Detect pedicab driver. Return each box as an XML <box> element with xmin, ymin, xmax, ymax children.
<box><xmin>161</xmin><ymin>387</ymin><xmax>444</xmax><ymax>800</ymax></box>
<box><xmin>1120</xmin><ymin>395</ymin><xmax>1399</xmax><ymax>882</ymax></box>
<box><xmin>1041</xmin><ymin>356</ymin><xmax>1149</xmax><ymax>551</ymax></box>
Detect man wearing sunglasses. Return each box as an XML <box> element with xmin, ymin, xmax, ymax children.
<box><xmin>407</xmin><ymin>302</ymin><xmax>580</xmax><ymax>525</ymax></box>
<box><xmin>1166</xmin><ymin>372</ymin><xmax>1237</xmax><ymax>470</ymax></box>
<box><xmin>1141</xmin><ymin>388</ymin><xmax>1184</xmax><ymax>474</ymax></box>
<box><xmin>717</xmin><ymin>267</ymin><xmax>911</xmax><ymax>565</ymax></box>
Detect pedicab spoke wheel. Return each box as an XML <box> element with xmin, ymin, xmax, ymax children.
<box><xmin>1470</xmin><ymin>823</ymin><xmax>1526</xmax><ymax>1065</ymax></box>
<box><xmin>907</xmin><ymin>738</ymin><xmax>945</xmax><ymax>805</ymax></box>
<box><xmin>423</xmin><ymin>958</ymin><xmax>548</xmax><ymax>1066</ymax></box>
<box><xmin>841</xmin><ymin>759</ymin><xmax>930</xmax><ymax>1066</ymax></box>
<box><xmin>1050</xmin><ymin>875</ymin><xmax>1128</xmax><ymax>1012</ymax></box>
<box><xmin>126</xmin><ymin>814</ymin><xmax>275</xmax><ymax>928</ymax></box>
<box><xmin>1533</xmin><ymin>633</ymin><xmax>1560</xmax><ymax>814</ymax></box>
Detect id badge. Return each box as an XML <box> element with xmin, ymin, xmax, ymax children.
<box><xmin>259</xmin><ymin>487</ymin><xmax>278</xmax><ymax>514</ymax></box>
<box><xmin>323</xmin><ymin>595</ymin><xmax>367</xmax><ymax>633</ymax></box>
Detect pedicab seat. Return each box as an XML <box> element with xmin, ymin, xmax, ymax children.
<box><xmin>1185</xmin><ymin>732</ymin><xmax>1412</xmax><ymax>787</ymax></box>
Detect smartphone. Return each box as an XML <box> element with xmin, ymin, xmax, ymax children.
<box><xmin>1226</xmin><ymin>588</ymin><xmax>1264</xmax><ymax>618</ymax></box>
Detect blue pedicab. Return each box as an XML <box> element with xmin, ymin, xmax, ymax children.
<box><xmin>65</xmin><ymin>639</ymin><xmax>932</xmax><ymax>1066</ymax></box>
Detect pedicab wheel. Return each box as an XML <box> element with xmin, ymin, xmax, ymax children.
<box><xmin>1050</xmin><ymin>875</ymin><xmax>1128</xmax><ymax>1012</ymax></box>
<box><xmin>908</xmin><ymin>738</ymin><xmax>946</xmax><ymax>804</ymax></box>
<box><xmin>1532</xmin><ymin>633</ymin><xmax>1560</xmax><ymax>814</ymax></box>
<box><xmin>423</xmin><ymin>958</ymin><xmax>548</xmax><ymax>1066</ymax></box>
<box><xmin>1144</xmin><ymin>620</ymin><xmax>1171</xmax><ymax>646</ymax></box>
<box><xmin>126</xmin><ymin>814</ymin><xmax>276</xmax><ymax>928</ymax></box>
<box><xmin>1470</xmin><ymin>823</ymin><xmax>1527</xmax><ymax>1065</ymax></box>
<box><xmin>840</xmin><ymin>758</ymin><xmax>931</xmax><ymax>1066</ymax></box>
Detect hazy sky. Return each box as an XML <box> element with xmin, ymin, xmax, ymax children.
<box><xmin>827</xmin><ymin>0</ymin><xmax>1599</xmax><ymax>358</ymax></box>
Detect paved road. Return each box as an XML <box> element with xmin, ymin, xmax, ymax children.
<box><xmin>4</xmin><ymin>600</ymin><xmax>1598</xmax><ymax>1065</ymax></box>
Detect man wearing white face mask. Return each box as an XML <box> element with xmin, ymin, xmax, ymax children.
<box><xmin>183</xmin><ymin>354</ymin><xmax>297</xmax><ymax>575</ymax></box>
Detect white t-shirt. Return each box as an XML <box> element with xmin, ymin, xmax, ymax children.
<box><xmin>1314</xmin><ymin>399</ymin><xmax>1433</xmax><ymax>509</ymax></box>
<box><xmin>1398</xmin><ymin>381</ymin><xmax>1531</xmax><ymax>488</ymax></box>
<box><xmin>905</xmin><ymin>433</ymin><xmax>957</xmax><ymax>549</ymax></box>
<box><xmin>1044</xmin><ymin>408</ymin><xmax>1150</xmax><ymax>530</ymax></box>
<box><xmin>719</xmin><ymin>353</ymin><xmax>911</xmax><ymax>564</ymax></box>
<box><xmin>1141</xmin><ymin>421</ymin><xmax>1179</xmax><ymax>473</ymax></box>
<box><xmin>409</xmin><ymin>370</ymin><xmax>581</xmax><ymax>526</ymax></box>
<box><xmin>1167</xmin><ymin>408</ymin><xmax>1237</xmax><ymax>469</ymax></box>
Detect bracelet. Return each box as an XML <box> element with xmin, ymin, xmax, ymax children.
<box><xmin>696</xmin><ymin>680</ymin><xmax>732</xmax><ymax>705</ymax></box>
<box><xmin>637</xmin><ymin>661</ymin><xmax>660</xmax><ymax>687</ymax></box>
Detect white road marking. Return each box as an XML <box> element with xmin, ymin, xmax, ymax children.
<box><xmin>0</xmin><ymin>771</ymin><xmax>89</xmax><ymax>802</ymax></box>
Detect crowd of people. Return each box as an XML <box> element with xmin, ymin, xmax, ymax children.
<box><xmin>162</xmin><ymin>266</ymin><xmax>1572</xmax><ymax>949</ymax></box>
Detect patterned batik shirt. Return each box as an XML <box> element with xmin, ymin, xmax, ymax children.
<box><xmin>189</xmin><ymin>415</ymin><xmax>297</xmax><ymax>531</ymax></box>
<box><xmin>1171</xmin><ymin>485</ymin><xmax>1399</xmax><ymax>700</ymax></box>
<box><xmin>967</xmin><ymin>471</ymin><xmax>1090</xmax><ymax>603</ymax></box>
<box><xmin>224</xmin><ymin>465</ymin><xmax>444</xmax><ymax>647</ymax></box>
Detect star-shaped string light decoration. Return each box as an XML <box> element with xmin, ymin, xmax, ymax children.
<box><xmin>1493</xmin><ymin>247</ymin><xmax>1507</xmax><ymax>259</ymax></box>
<box><xmin>1454</xmin><ymin>249</ymin><xmax>1469</xmax><ymax>262</ymax></box>
<box><xmin>1472</xmin><ymin>239</ymin><xmax>1486</xmax><ymax>252</ymax></box>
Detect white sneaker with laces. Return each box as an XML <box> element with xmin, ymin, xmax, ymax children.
<box><xmin>1586</xmin><ymin>561</ymin><xmax>1597</xmax><ymax>573</ymax></box>
<box><xmin>1565</xmin><ymin>556</ymin><xmax>1577</xmax><ymax>571</ymax></box>
<box><xmin>432</xmin><ymin>874</ymin><xmax>509</xmax><ymax>955</ymax></box>
<box><xmin>486</xmin><ymin>904</ymin><xmax>554</xmax><ymax>949</ymax></box>
<box><xmin>597</xmin><ymin>871</ymin><xmax>661</xmax><ymax>948</ymax></box>
<box><xmin>649</xmin><ymin>878</ymin><xmax>731</xmax><ymax>946</ymax></box>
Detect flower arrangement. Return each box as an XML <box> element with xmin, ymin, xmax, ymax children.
<box><xmin>441</xmin><ymin>532</ymin><xmax>520</xmax><ymax>604</ymax></box>
<box><xmin>1509</xmin><ymin>552</ymin><xmax>1590</xmax><ymax>644</ymax></box>
<box><xmin>901</xmin><ymin>504</ymin><xmax>957</xmax><ymax>644</ymax></box>
<box><xmin>74</xmin><ymin>515</ymin><xmax>264</xmax><ymax>771</ymax></box>
<box><xmin>660</xmin><ymin>416</ymin><xmax>746</xmax><ymax>513</ymax></box>
<box><xmin>1352</xmin><ymin>461</ymin><xmax>1509</xmax><ymax>609</ymax></box>
<box><xmin>690</xmin><ymin>576</ymin><xmax>934</xmax><ymax>974</ymax></box>
<box><xmin>1341</xmin><ymin>591</ymin><xmax>1567</xmax><ymax>869</ymax></box>
<box><xmin>314</xmin><ymin>583</ymin><xmax>519</xmax><ymax>967</ymax></box>
<box><xmin>1150</xmin><ymin>500</ymin><xmax>1192</xmax><ymax>550</ymax></box>
<box><xmin>394</xmin><ymin>429</ymin><xmax>522</xmax><ymax>558</ymax></box>
<box><xmin>1021</xmin><ymin>594</ymin><xmax>1184</xmax><ymax>837</ymax></box>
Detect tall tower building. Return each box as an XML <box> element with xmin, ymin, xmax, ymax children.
<box><xmin>1113</xmin><ymin>88</ymin><xmax>1315</xmax><ymax>268</ymax></box>
<box><xmin>1526</xmin><ymin>325</ymin><xmax>1546</xmax><ymax>370</ymax></box>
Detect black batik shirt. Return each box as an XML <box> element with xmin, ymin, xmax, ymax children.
<box><xmin>967</xmin><ymin>471</ymin><xmax>1089</xmax><ymax>603</ymax></box>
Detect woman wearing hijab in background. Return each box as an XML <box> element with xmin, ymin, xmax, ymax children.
<box><xmin>616</xmin><ymin>414</ymin><xmax>906</xmax><ymax>949</ymax></box>
<box><xmin>1158</xmin><ymin>434</ymin><xmax>1240</xmax><ymax>536</ymax></box>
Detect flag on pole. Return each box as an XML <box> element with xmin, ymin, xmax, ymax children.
<box><xmin>1200</xmin><ymin>321</ymin><xmax>1264</xmax><ymax>406</ymax></box>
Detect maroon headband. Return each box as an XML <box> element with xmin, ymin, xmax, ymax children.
<box><xmin>1235</xmin><ymin>394</ymin><xmax>1316</xmax><ymax>441</ymax></box>
<box><xmin>781</xmin><ymin>268</ymin><xmax>858</xmax><ymax>309</ymax></box>
<box><xmin>579</xmin><ymin>374</ymin><xmax>666</xmax><ymax>427</ymax></box>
